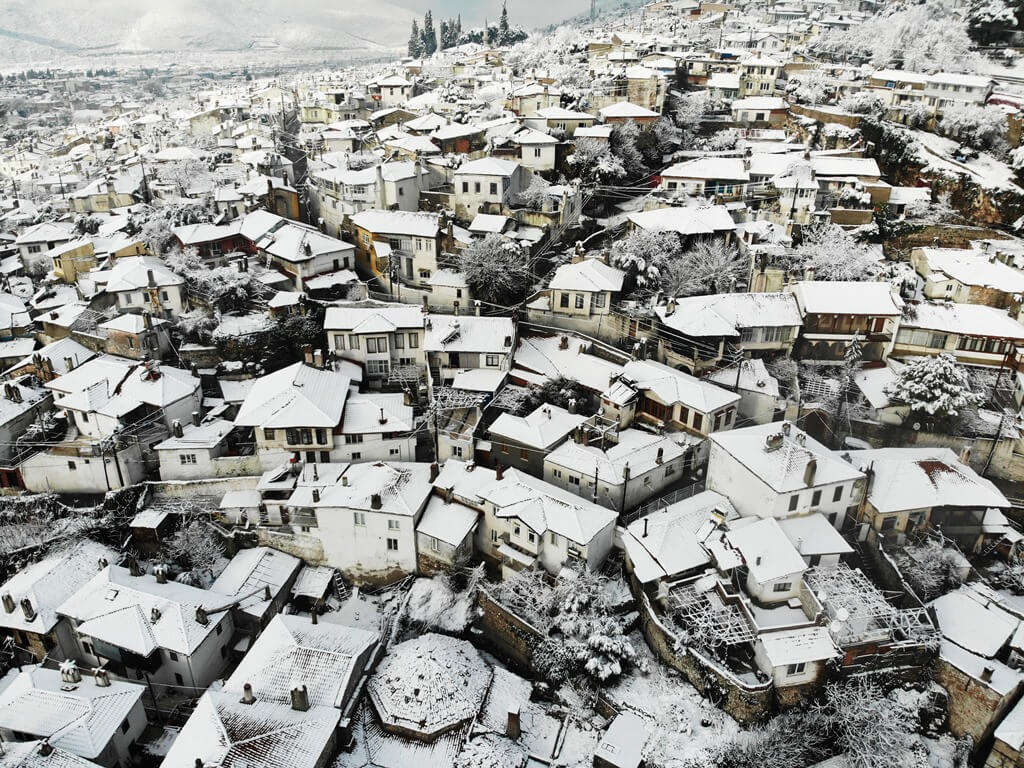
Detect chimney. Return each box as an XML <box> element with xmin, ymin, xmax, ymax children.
<box><xmin>656</xmin><ymin>447</ymin><xmax>664</xmax><ymax>464</ymax></box>
<box><xmin>559</xmin><ymin>335</ymin><xmax>569</xmax><ymax>350</ymax></box>
<box><xmin>154</xmin><ymin>564</ymin><xmax>168</xmax><ymax>584</ymax></box>
<box><xmin>311</xmin><ymin>603</ymin><xmax>319</xmax><ymax>624</ymax></box>
<box><xmin>982</xmin><ymin>666</ymin><xmax>995</xmax><ymax>683</ymax></box>
<box><xmin>312</xmin><ymin>488</ymin><xmax>320</xmax><ymax>503</ymax></box>
<box><xmin>98</xmin><ymin>557</ymin><xmax>108</xmax><ymax>570</ymax></box>
<box><xmin>147</xmin><ymin>269</ymin><xmax>155</xmax><ymax>287</ymax></box>
<box><xmin>313</xmin><ymin>349</ymin><xmax>325</xmax><ymax>368</ymax></box>
<box><xmin>371</xmin><ymin>493</ymin><xmax>382</xmax><ymax>510</ymax></box>
<box><xmin>143</xmin><ymin>311</ymin><xmax>153</xmax><ymax>330</ymax></box>
<box><xmin>506</xmin><ymin>705</ymin><xmax>521</xmax><ymax>739</ymax></box>
<box><xmin>804</xmin><ymin>458</ymin><xmax>817</xmax><ymax>487</ymax></box>
<box><xmin>93</xmin><ymin>668</ymin><xmax>110</xmax><ymax>687</ymax></box>
<box><xmin>195</xmin><ymin>606</ymin><xmax>210</xmax><ymax>625</ymax></box>
<box><xmin>151</xmin><ymin>606</ymin><xmax>162</xmax><ymax>622</ymax></box>
<box><xmin>642</xmin><ymin>518</ymin><xmax>649</xmax><ymax>538</ymax></box>
<box><xmin>172</xmin><ymin>420</ymin><xmax>184</xmax><ymax>438</ymax></box>
<box><xmin>20</xmin><ymin>599</ymin><xmax>35</xmax><ymax>622</ymax></box>
<box><xmin>429</xmin><ymin>462</ymin><xmax>439</xmax><ymax>482</ymax></box>
<box><xmin>60</xmin><ymin>660</ymin><xmax>81</xmax><ymax>684</ymax></box>
<box><xmin>379</xmin><ymin>407</ymin><xmax>388</xmax><ymax>425</ymax></box>
<box><xmin>192</xmin><ymin>411</ymin><xmax>201</xmax><ymax>427</ymax></box>
<box><xmin>959</xmin><ymin>445</ymin><xmax>972</xmax><ymax>465</ymax></box>
<box><xmin>38</xmin><ymin>741</ymin><xmax>53</xmax><ymax>757</ymax></box>
<box><xmin>495</xmin><ymin>463</ymin><xmax>504</xmax><ymax>481</ymax></box>
<box><xmin>240</xmin><ymin>682</ymin><xmax>255</xmax><ymax>705</ymax></box>
<box><xmin>302</xmin><ymin>345</ymin><xmax>314</xmax><ymax>365</ymax></box>
<box><xmin>1</xmin><ymin>594</ymin><xmax>13</xmax><ymax>613</ymax></box>
<box><xmin>755</xmin><ymin>555</ymin><xmax>762</xmax><ymax>566</ymax></box>
<box><xmin>290</xmin><ymin>684</ymin><xmax>310</xmax><ymax>712</ymax></box>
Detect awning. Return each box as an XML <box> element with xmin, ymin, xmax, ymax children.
<box><xmin>496</xmin><ymin>542</ymin><xmax>536</xmax><ymax>568</ymax></box>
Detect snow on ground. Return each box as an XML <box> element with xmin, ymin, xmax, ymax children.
<box><xmin>605</xmin><ymin>631</ymin><xmax>741</xmax><ymax>766</ymax></box>
<box><xmin>908</xmin><ymin>128</ymin><xmax>1023</xmax><ymax>193</ymax></box>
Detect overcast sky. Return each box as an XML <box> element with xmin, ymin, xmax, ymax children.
<box><xmin>391</xmin><ymin>0</ymin><xmax>591</xmax><ymax>29</ymax></box>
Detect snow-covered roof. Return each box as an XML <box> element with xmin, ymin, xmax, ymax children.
<box><xmin>627</xmin><ymin>205</ymin><xmax>737</xmax><ymax>236</ymax></box>
<box><xmin>662</xmin><ymin>157</ymin><xmax>749</xmax><ymax>181</ymax></box>
<box><xmin>0</xmin><ymin>666</ymin><xmax>144</xmax><ymax>760</ymax></box>
<box><xmin>325</xmin><ymin>302</ymin><xmax>424</xmax><ymax>334</ymax></box>
<box><xmin>512</xmin><ymin>334</ymin><xmax>624</xmax><ymax>393</ymax></box>
<box><xmin>931</xmin><ymin>587</ymin><xmax>1018</xmax><ymax>658</ymax></box>
<box><xmin>50</xmin><ymin>357</ymin><xmax>199</xmax><ymax>418</ymax></box>
<box><xmin>706</xmin><ymin>359</ymin><xmax>781</xmax><ymax>400</ymax></box>
<box><xmin>598</xmin><ymin>102</ymin><xmax>660</xmax><ymax>118</ymax></box>
<box><xmin>367</xmin><ymin>633</ymin><xmax>491</xmax><ymax>738</ymax></box>
<box><xmin>0</xmin><ymin>740</ymin><xmax>100</xmax><ymax>767</ymax></box>
<box><xmin>209</xmin><ymin>547</ymin><xmax>301</xmax><ymax>620</ymax></box>
<box><xmin>995</xmin><ymin>689</ymin><xmax>1024</xmax><ymax>749</ymax></box>
<box><xmin>900</xmin><ymin>301</ymin><xmax>1024</xmax><ymax>340</ymax></box>
<box><xmin>917</xmin><ymin>248</ymin><xmax>1024</xmax><ymax>293</ymax></box>
<box><xmin>312</xmin><ymin>462</ymin><xmax>433</xmax><ymax>518</ymax></box>
<box><xmin>234</xmin><ymin>362</ymin><xmax>349</xmax><ymax>429</ymax></box>
<box><xmin>709</xmin><ymin>421</ymin><xmax>864</xmax><ymax>494</ymax></box>
<box><xmin>489</xmin><ymin>403</ymin><xmax>587</xmax><ymax>450</ymax></box>
<box><xmin>731</xmin><ymin>96</ymin><xmax>787</xmax><ymax>111</ymax></box>
<box><xmin>791</xmin><ymin>280</ymin><xmax>901</xmax><ymax>317</ymax></box>
<box><xmin>224</xmin><ymin>613</ymin><xmax>377</xmax><ymax>708</ymax></box>
<box><xmin>548</xmin><ymin>258</ymin><xmax>625</xmax><ymax>292</ymax></box>
<box><xmin>848</xmin><ymin>447</ymin><xmax>1009</xmax><ymax>514</ymax></box>
<box><xmin>99</xmin><ymin>313</ymin><xmax>167</xmax><ymax>334</ymax></box>
<box><xmin>757</xmin><ymin>625</ymin><xmax>838</xmax><ymax>667</ymax></box>
<box><xmin>342</xmin><ymin>394</ymin><xmax>414</xmax><ymax>434</ymax></box>
<box><xmin>468</xmin><ymin>213</ymin><xmax>510</xmax><ymax>234</ymax></box>
<box><xmin>658</xmin><ymin>292</ymin><xmax>801</xmax><ymax>336</ymax></box>
<box><xmin>161</xmin><ymin>690</ymin><xmax>339</xmax><ymax>768</ymax></box>
<box><xmin>453</xmin><ymin>158</ymin><xmax>520</xmax><ymax>177</ymax></box>
<box><xmin>727</xmin><ymin>517</ymin><xmax>807</xmax><ymax>583</ymax></box>
<box><xmin>615</xmin><ymin>359</ymin><xmax>739</xmax><ymax>413</ymax></box>
<box><xmin>423</xmin><ymin>315</ymin><xmax>514</xmax><ymax>354</ymax></box>
<box><xmin>350</xmin><ymin>209</ymin><xmax>440</xmax><ymax>238</ymax></box>
<box><xmin>622</xmin><ymin>490</ymin><xmax>737</xmax><ymax>583</ymax></box>
<box><xmin>58</xmin><ymin>565</ymin><xmax>225</xmax><ymax>656</ymax></box>
<box><xmin>263</xmin><ymin>224</ymin><xmax>353</xmax><ymax>263</ymax></box>
<box><xmin>154</xmin><ymin>418</ymin><xmax>234</xmax><ymax>451</ymax></box>
<box><xmin>417</xmin><ymin>496</ymin><xmax>479</xmax><ymax>547</ymax></box>
<box><xmin>98</xmin><ymin>255</ymin><xmax>183</xmax><ymax>292</ymax></box>
<box><xmin>547</xmin><ymin>430</ymin><xmax>695</xmax><ymax>488</ymax></box>
<box><xmin>535</xmin><ymin>107</ymin><xmax>596</xmax><ymax>120</ymax></box>
<box><xmin>0</xmin><ymin>541</ymin><xmax>116</xmax><ymax>635</ymax></box>
<box><xmin>5</xmin><ymin>337</ymin><xmax>95</xmax><ymax>378</ymax></box>
<box><xmin>926</xmin><ymin>71</ymin><xmax>993</xmax><ymax>88</ymax></box>
<box><xmin>777</xmin><ymin>513</ymin><xmax>854</xmax><ymax>557</ymax></box>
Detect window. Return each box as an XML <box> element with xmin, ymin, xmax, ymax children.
<box><xmin>519</xmin><ymin>448</ymin><xmax>528</xmax><ymax>460</ymax></box>
<box><xmin>175</xmin><ymin>673</ymin><xmax>184</xmax><ymax>686</ymax></box>
<box><xmin>367</xmin><ymin>360</ymin><xmax>390</xmax><ymax>376</ymax></box>
<box><xmin>286</xmin><ymin>428</ymin><xmax>298</xmax><ymax>444</ymax></box>
<box><xmin>528</xmin><ymin>531</ymin><xmax>536</xmax><ymax>543</ymax></box>
<box><xmin>691</xmin><ymin>413</ymin><xmax>703</xmax><ymax>432</ymax></box>
<box><xmin>394</xmin><ymin>333</ymin><xmax>404</xmax><ymax>349</ymax></box>
<box><xmin>333</xmin><ymin>334</ymin><xmax>345</xmax><ymax>350</ymax></box>
<box><xmin>474</xmin><ymin>182</ymin><xmax>481</xmax><ymax>193</ymax></box>
<box><xmin>569</xmin><ymin>475</ymin><xmax>581</xmax><ymax>486</ymax></box>
<box><xmin>514</xmin><ymin>524</ymin><xmax>521</xmax><ymax>536</ymax></box>
<box><xmin>594</xmin><ymin>293</ymin><xmax>606</xmax><ymax>308</ymax></box>
<box><xmin>68</xmin><ymin>461</ymin><xmax>76</xmax><ymax>471</ymax></box>
<box><xmin>306</xmin><ymin>450</ymin><xmax>316</xmax><ymax>463</ymax></box>
<box><xmin>491</xmin><ymin>529</ymin><xmax>499</xmax><ymax>543</ymax></box>
<box><xmin>389</xmin><ymin>447</ymin><xmax>400</xmax><ymax>456</ymax></box>
<box><xmin>315</xmin><ymin>428</ymin><xmax>327</xmax><ymax>444</ymax></box>
<box><xmin>388</xmin><ymin>519</ymin><xmax>400</xmax><ymax>530</ymax></box>
<box><xmin>462</xmin><ymin>182</ymin><xmax>469</xmax><ymax>193</ymax></box>
<box><xmin>811</xmin><ymin>489</ymin><xmax>822</xmax><ymax>507</ymax></box>
<box><xmin>575</xmin><ymin>294</ymin><xmax>585</xmax><ymax>309</ymax></box>
<box><xmin>408</xmin><ymin>333</ymin><xmax>418</xmax><ymax>348</ymax></box>
<box><xmin>431</xmin><ymin>536</ymin><xmax>440</xmax><ymax>552</ymax></box>
<box><xmin>180</xmin><ymin>454</ymin><xmax>197</xmax><ymax>465</ymax></box>
<box><xmin>489</xmin><ymin>182</ymin><xmax>498</xmax><ymax>195</ymax></box>
<box><xmin>216</xmin><ymin>623</ymin><xmax>222</xmax><ymax>635</ymax></box>
<box><xmin>485</xmin><ymin>354</ymin><xmax>500</xmax><ymax>366</ymax></box>
<box><xmin>533</xmin><ymin>147</ymin><xmax>542</xmax><ymax>158</ymax></box>
<box><xmin>354</xmin><ymin>512</ymin><xmax>366</xmax><ymax>526</ymax></box>
<box><xmin>832</xmin><ymin>485</ymin><xmax>843</xmax><ymax>503</ymax></box>
<box><xmin>560</xmin><ymin>293</ymin><xmax>570</xmax><ymax>308</ymax></box>
<box><xmin>345</xmin><ymin>434</ymin><xmax>364</xmax><ymax>444</ymax></box>
<box><xmin>161</xmin><ymin>290</ymin><xmax>169</xmax><ymax>301</ymax></box>
<box><xmin>320</xmin><ymin>450</ymin><xmax>331</xmax><ymax>463</ymax></box>
<box><xmin>264</xmin><ymin>428</ymin><xmax>275</xmax><ymax>440</ymax></box>
<box><xmin>300</xmin><ymin>428</ymin><xmax>312</xmax><ymax>445</ymax></box>
<box><xmin>121</xmin><ymin>719</ymin><xmax>130</xmax><ymax>735</ymax></box>
<box><xmin>786</xmin><ymin>662</ymin><xmax>806</xmax><ymax>676</ymax></box>
<box><xmin>501</xmin><ymin>444</ymin><xmax>509</xmax><ymax>454</ymax></box>
<box><xmin>773</xmin><ymin>582</ymin><xmax>792</xmax><ymax>592</ymax></box>
<box><xmin>665</xmin><ymin>463</ymin><xmax>676</xmax><ymax>477</ymax></box>
<box><xmin>789</xmin><ymin>495</ymin><xmax>799</xmax><ymax>511</ymax></box>
<box><xmin>550</xmin><ymin>532</ymin><xmax>557</xmax><ymax>545</ymax></box>
<box><xmin>351</xmin><ymin>452</ymin><xmax>361</xmax><ymax>460</ymax></box>
<box><xmin>453</xmin><ymin>445</ymin><xmax>464</xmax><ymax>458</ymax></box>
<box><xmin>220</xmin><ymin>645</ymin><xmax>228</xmax><ymax>658</ymax></box>
<box><xmin>383</xmin><ymin>537</ymin><xmax>397</xmax><ymax>552</ymax></box>
<box><xmin>169</xmin><ymin>651</ymin><xmax>179</xmax><ymax>661</ymax></box>
<box><xmin>349</xmin><ymin>336</ymin><xmax>360</xmax><ymax>349</ymax></box>
<box><xmin>552</xmin><ymin>468</ymin><xmax>562</xmax><ymax>478</ymax></box>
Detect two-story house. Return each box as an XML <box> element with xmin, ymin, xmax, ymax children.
<box><xmin>424</xmin><ymin>314</ymin><xmax>516</xmax><ymax>388</ymax></box>
<box><xmin>790</xmin><ymin>280</ymin><xmax>902</xmax><ymax>364</ymax></box>
<box><xmin>324</xmin><ymin>303</ymin><xmax>426</xmax><ymax>385</ymax></box>
<box><xmin>452</xmin><ymin>158</ymin><xmax>523</xmax><ymax>221</ymax></box>
<box><xmin>349</xmin><ymin>209</ymin><xmax>448</xmax><ymax>291</ymax></box>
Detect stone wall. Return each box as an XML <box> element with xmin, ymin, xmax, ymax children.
<box><xmin>935</xmin><ymin>657</ymin><xmax>1022</xmax><ymax>756</ymax></box>
<box><xmin>790</xmin><ymin>102</ymin><xmax>863</xmax><ymax>129</ymax></box>
<box><xmin>146</xmin><ymin>475</ymin><xmax>260</xmax><ymax>501</ymax></box>
<box><xmin>476</xmin><ymin>588</ymin><xmax>544</xmax><ymax>673</ymax></box>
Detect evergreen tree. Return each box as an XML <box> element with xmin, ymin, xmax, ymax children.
<box><xmin>422</xmin><ymin>10</ymin><xmax>437</xmax><ymax>55</ymax></box>
<box><xmin>408</xmin><ymin>18</ymin><xmax>422</xmax><ymax>58</ymax></box>
<box><xmin>499</xmin><ymin>1</ymin><xmax>511</xmax><ymax>43</ymax></box>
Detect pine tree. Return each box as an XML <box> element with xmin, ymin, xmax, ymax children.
<box><xmin>422</xmin><ymin>10</ymin><xmax>437</xmax><ymax>55</ymax></box>
<box><xmin>498</xmin><ymin>1</ymin><xmax>511</xmax><ymax>44</ymax></box>
<box><xmin>408</xmin><ymin>19</ymin><xmax>422</xmax><ymax>58</ymax></box>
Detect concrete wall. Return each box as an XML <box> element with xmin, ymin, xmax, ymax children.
<box><xmin>935</xmin><ymin>657</ymin><xmax>1021</xmax><ymax>753</ymax></box>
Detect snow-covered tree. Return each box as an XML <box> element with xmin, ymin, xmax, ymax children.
<box><xmin>161</xmin><ymin>520</ymin><xmax>224</xmax><ymax>587</ymax></box>
<box><xmin>662</xmin><ymin>239</ymin><xmax>746</xmax><ymax>296</ymax></box>
<box><xmin>566</xmin><ymin>138</ymin><xmax>626</xmax><ymax>184</ymax></box>
<box><xmin>512</xmin><ymin>174</ymin><xmax>550</xmax><ymax>210</ymax></box>
<box><xmin>408</xmin><ymin>19</ymin><xmax>423</xmax><ymax>58</ymax></box>
<box><xmin>457</xmin><ymin>233</ymin><xmax>533</xmax><ymax>306</ymax></box>
<box><xmin>814</xmin><ymin>679</ymin><xmax>918</xmax><ymax>768</ymax></box>
<box><xmin>702</xmin><ymin>128</ymin><xmax>741</xmax><ymax>152</ymax></box>
<box><xmin>939</xmin><ymin>104</ymin><xmax>1010</xmax><ymax>155</ymax></box>
<box><xmin>165</xmin><ymin>247</ymin><xmax>265</xmax><ymax>312</ymax></box>
<box><xmin>895</xmin><ymin>539</ymin><xmax>966</xmax><ymax>601</ymax></box>
<box><xmin>796</xmin><ymin>223</ymin><xmax>880</xmax><ymax>281</ymax></box>
<box><xmin>609</xmin><ymin>229</ymin><xmax>681</xmax><ymax>292</ymax></box>
<box><xmin>610</xmin><ymin>120</ymin><xmax>648</xmax><ymax>181</ymax></box>
<box><xmin>884</xmin><ymin>353</ymin><xmax>985</xmax><ymax>420</ymax></box>
<box><xmin>401</xmin><ymin>565</ymin><xmax>483</xmax><ymax>636</ymax></box>
<box><xmin>838</xmin><ymin>91</ymin><xmax>886</xmax><ymax>117</ymax></box>
<box><xmin>421</xmin><ymin>11</ymin><xmax>437</xmax><ymax>55</ymax></box>
<box><xmin>787</xmin><ymin>70</ymin><xmax>831</xmax><ymax>105</ymax></box>
<box><xmin>674</xmin><ymin>91</ymin><xmax>711</xmax><ymax>139</ymax></box>
<box><xmin>454</xmin><ymin>734</ymin><xmax>527</xmax><ymax>768</ymax></box>
<box><xmin>967</xmin><ymin>0</ymin><xmax>1022</xmax><ymax>45</ymax></box>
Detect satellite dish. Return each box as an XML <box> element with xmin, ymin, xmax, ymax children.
<box><xmin>829</xmin><ymin>619</ymin><xmax>845</xmax><ymax>633</ymax></box>
<box><xmin>835</xmin><ymin>607</ymin><xmax>850</xmax><ymax>622</ymax></box>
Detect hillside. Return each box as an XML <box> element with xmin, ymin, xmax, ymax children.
<box><xmin>0</xmin><ymin>0</ymin><xmax>413</xmax><ymax>61</ymax></box>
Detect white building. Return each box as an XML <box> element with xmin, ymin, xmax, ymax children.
<box><xmin>325</xmin><ymin>303</ymin><xmax>426</xmax><ymax>385</ymax></box>
<box><xmin>452</xmin><ymin>158</ymin><xmax>523</xmax><ymax>221</ymax></box>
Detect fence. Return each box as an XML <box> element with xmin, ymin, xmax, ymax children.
<box><xmin>622</xmin><ymin>480</ymin><xmax>706</xmax><ymax>525</ymax></box>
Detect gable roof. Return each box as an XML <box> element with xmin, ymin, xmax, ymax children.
<box><xmin>489</xmin><ymin>404</ymin><xmax>588</xmax><ymax>450</ymax></box>
<box><xmin>548</xmin><ymin>259</ymin><xmax>625</xmax><ymax>292</ymax></box>
<box><xmin>234</xmin><ymin>362</ymin><xmax>349</xmax><ymax>429</ymax></box>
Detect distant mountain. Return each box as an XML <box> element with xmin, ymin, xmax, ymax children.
<box><xmin>0</xmin><ymin>0</ymin><xmax>414</xmax><ymax>61</ymax></box>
